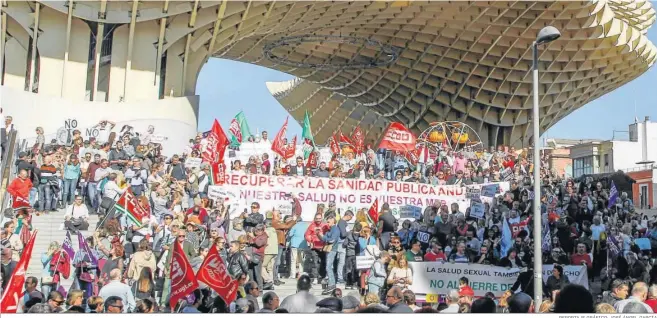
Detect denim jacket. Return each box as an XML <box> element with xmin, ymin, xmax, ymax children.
<box><xmin>321</xmin><ymin>225</ymin><xmax>341</xmax><ymax>252</ymax></box>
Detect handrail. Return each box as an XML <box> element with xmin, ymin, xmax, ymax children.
<box><xmin>0</xmin><ymin>130</ymin><xmax>21</xmax><ymax>222</ymax></box>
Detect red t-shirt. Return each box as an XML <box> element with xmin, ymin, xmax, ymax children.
<box><xmin>424</xmin><ymin>251</ymin><xmax>446</xmax><ymax>262</ymax></box>
<box><xmin>645</xmin><ymin>299</ymin><xmax>657</xmax><ymax>313</ymax></box>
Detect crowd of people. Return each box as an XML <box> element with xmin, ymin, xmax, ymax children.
<box><xmin>1</xmin><ymin>116</ymin><xmax>657</xmax><ymax>314</ymax></box>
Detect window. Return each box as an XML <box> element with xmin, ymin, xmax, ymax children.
<box><xmin>604</xmin><ymin>154</ymin><xmax>609</xmax><ymax>167</ymax></box>
<box><xmin>573</xmin><ymin>156</ymin><xmax>594</xmax><ymax>178</ymax></box>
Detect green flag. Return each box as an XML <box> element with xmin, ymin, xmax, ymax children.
<box><xmin>229</xmin><ymin>111</ymin><xmax>252</xmax><ymax>147</ymax></box>
<box><xmin>302</xmin><ymin>110</ymin><xmax>316</xmax><ymax>159</ymax></box>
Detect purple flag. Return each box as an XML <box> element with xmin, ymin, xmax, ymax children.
<box><xmin>607</xmin><ymin>180</ymin><xmax>618</xmax><ymax>209</ymax></box>
<box><xmin>56</xmin><ymin>285</ymin><xmax>68</xmax><ymax>299</ymax></box>
<box><xmin>62</xmin><ymin>231</ymin><xmax>75</xmax><ymax>259</ymax></box>
<box><xmin>77</xmin><ymin>232</ymin><xmax>98</xmax><ymax>267</ymax></box>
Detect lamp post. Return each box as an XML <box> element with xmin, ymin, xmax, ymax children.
<box><xmin>532</xmin><ymin>26</ymin><xmax>560</xmax><ymax>312</ymax></box>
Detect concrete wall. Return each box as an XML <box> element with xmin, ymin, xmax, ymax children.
<box><xmin>626</xmin><ymin>169</ymin><xmax>654</xmax><ymax>209</ymax></box>
<box><xmin>1</xmin><ymin>86</ymin><xmax>199</xmax><ymax>157</ymax></box>
<box><xmin>611</xmin><ymin>140</ymin><xmax>644</xmax><ymax>171</ymax></box>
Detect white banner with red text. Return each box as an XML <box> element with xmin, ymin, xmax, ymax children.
<box><xmin>207</xmin><ymin>174</ymin><xmax>509</xmax><ymax>221</ymax></box>
<box><xmin>409</xmin><ymin>262</ymin><xmax>589</xmax><ymax>298</ymax></box>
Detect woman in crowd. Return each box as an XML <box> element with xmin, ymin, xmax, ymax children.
<box><xmin>499</xmin><ymin>248</ymin><xmax>524</xmax><ymax>268</ymax></box>
<box><xmin>62</xmin><ymin>154</ymin><xmax>81</xmax><ymax>206</ymax></box>
<box><xmin>126</xmin><ymin>239</ymin><xmax>156</xmax><ymax>282</ymax></box>
<box><xmin>387</xmin><ymin>255</ymin><xmax>413</xmax><ymax>289</ymax></box>
<box><xmin>546</xmin><ymin>265</ymin><xmax>570</xmax><ymax>296</ymax></box>
<box><xmin>448</xmin><ymin>241</ymin><xmax>470</xmax><ymax>264</ymax></box>
<box><xmin>41</xmin><ymin>241</ymin><xmax>68</xmax><ymax>296</ymax></box>
<box><xmin>133</xmin><ymin>267</ymin><xmax>156</xmax><ymax>300</ymax></box>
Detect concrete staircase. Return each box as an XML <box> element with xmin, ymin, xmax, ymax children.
<box><xmin>27</xmin><ymin>208</ymin><xmax>100</xmax><ymax>292</ymax></box>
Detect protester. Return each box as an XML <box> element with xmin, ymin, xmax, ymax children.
<box><xmin>2</xmin><ymin>115</ymin><xmax>656</xmax><ymax>315</ymax></box>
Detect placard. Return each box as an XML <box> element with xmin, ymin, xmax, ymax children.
<box><xmin>356</xmin><ymin>255</ymin><xmax>376</xmax><ymax>269</ymax></box>
<box><xmin>185</xmin><ymin>157</ymin><xmax>202</xmax><ymax>169</ymax></box>
<box><xmin>469</xmin><ymin>201</ymin><xmax>485</xmax><ymax>219</ymax></box>
<box><xmin>501</xmin><ymin>167</ymin><xmax>514</xmax><ymax>181</ymax></box>
<box><xmin>466</xmin><ymin>187</ymin><xmax>481</xmax><ymax>200</ymax></box>
<box><xmin>416</xmin><ymin>231</ymin><xmax>431</xmax><ymax>243</ymax></box>
<box><xmin>400</xmin><ymin>205</ymin><xmax>423</xmax><ymax>219</ymax></box>
<box><xmin>481</xmin><ymin>184</ymin><xmax>499</xmax><ymax>198</ymax></box>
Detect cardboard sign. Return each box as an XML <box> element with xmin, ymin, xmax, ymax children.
<box><xmin>400</xmin><ymin>205</ymin><xmax>423</xmax><ymax>219</ymax></box>
<box><xmin>501</xmin><ymin>168</ymin><xmax>514</xmax><ymax>181</ymax></box>
<box><xmin>356</xmin><ymin>256</ymin><xmax>376</xmax><ymax>269</ymax></box>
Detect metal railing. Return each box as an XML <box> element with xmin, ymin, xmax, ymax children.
<box><xmin>0</xmin><ymin>130</ymin><xmax>22</xmax><ymax>222</ymax></box>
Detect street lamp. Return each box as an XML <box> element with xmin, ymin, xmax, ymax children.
<box><xmin>532</xmin><ymin>25</ymin><xmax>560</xmax><ymax>313</ymax></box>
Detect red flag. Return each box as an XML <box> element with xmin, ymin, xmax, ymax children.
<box><xmin>339</xmin><ymin>130</ymin><xmax>353</xmax><ymax>145</ymax></box>
<box><xmin>351</xmin><ymin>126</ymin><xmax>364</xmax><ymax>155</ymax></box>
<box><xmin>283</xmin><ymin>136</ymin><xmax>297</xmax><ymax>160</ymax></box>
<box><xmin>329</xmin><ymin>134</ymin><xmax>340</xmax><ymax>155</ymax></box>
<box><xmin>367</xmin><ymin>199</ymin><xmax>379</xmax><ymax>225</ymax></box>
<box><xmin>405</xmin><ymin>144</ymin><xmax>425</xmax><ymax>166</ymax></box>
<box><xmin>169</xmin><ymin>241</ymin><xmax>200</xmax><ymax>310</ymax></box>
<box><xmin>271</xmin><ymin>117</ymin><xmax>289</xmax><ymax>158</ymax></box>
<box><xmin>306</xmin><ymin>151</ymin><xmax>318</xmax><ymax>169</ymax></box>
<box><xmin>202</xmin><ymin>119</ymin><xmax>230</xmax><ymax>164</ymax></box>
<box><xmin>114</xmin><ymin>189</ymin><xmax>149</xmax><ymax>227</ymax></box>
<box><xmin>378</xmin><ymin>122</ymin><xmax>417</xmax><ymax>152</ymax></box>
<box><xmin>196</xmin><ymin>244</ymin><xmax>238</xmax><ymax>304</ymax></box>
<box><xmin>210</xmin><ymin>162</ymin><xmax>227</xmax><ymax>185</ymax></box>
<box><xmin>1</xmin><ymin>230</ymin><xmax>38</xmax><ymax>313</ymax></box>
<box><xmin>19</xmin><ymin>220</ymin><xmax>30</xmax><ymax>246</ymax></box>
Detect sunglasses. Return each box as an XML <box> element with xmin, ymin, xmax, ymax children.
<box><xmin>109</xmin><ymin>304</ymin><xmax>124</xmax><ymax>310</ymax></box>
<box><xmin>178</xmin><ymin>235</ymin><xmax>186</xmax><ymax>238</ymax></box>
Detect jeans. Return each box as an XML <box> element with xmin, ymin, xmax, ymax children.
<box><xmin>290</xmin><ymin>248</ymin><xmax>303</xmax><ymax>278</ymax></box>
<box><xmin>345</xmin><ymin>255</ymin><xmax>358</xmax><ymax>286</ymax></box>
<box><xmin>131</xmin><ymin>185</ymin><xmax>144</xmax><ymax>196</ymax></box>
<box><xmin>63</xmin><ymin>178</ymin><xmax>78</xmax><ymax>205</ymax></box>
<box><xmin>326</xmin><ymin>250</ymin><xmax>337</xmax><ymax>287</ymax></box>
<box><xmin>29</xmin><ymin>187</ymin><xmax>38</xmax><ymax>207</ymax></box>
<box><xmin>273</xmin><ymin>246</ymin><xmax>284</xmax><ymax>281</ymax></box>
<box><xmin>87</xmin><ymin>182</ymin><xmax>98</xmax><ymax>210</ymax></box>
<box><xmin>380</xmin><ymin>232</ymin><xmax>392</xmax><ymax>251</ymax></box>
<box><xmin>336</xmin><ymin>246</ymin><xmax>346</xmax><ymax>283</ymax></box>
<box><xmin>249</xmin><ymin>260</ymin><xmax>264</xmax><ymax>289</ymax></box>
<box><xmin>38</xmin><ymin>184</ymin><xmax>56</xmax><ymax>211</ymax></box>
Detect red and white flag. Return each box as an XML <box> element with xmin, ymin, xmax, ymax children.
<box><xmin>169</xmin><ymin>241</ymin><xmax>200</xmax><ymax>310</ymax></box>
<box><xmin>367</xmin><ymin>199</ymin><xmax>379</xmax><ymax>225</ymax></box>
<box><xmin>306</xmin><ymin>151</ymin><xmax>318</xmax><ymax>169</ymax></box>
<box><xmin>283</xmin><ymin>136</ymin><xmax>297</xmax><ymax>160</ymax></box>
<box><xmin>202</xmin><ymin>119</ymin><xmax>230</xmax><ymax>164</ymax></box>
<box><xmin>210</xmin><ymin>162</ymin><xmax>227</xmax><ymax>185</ymax></box>
<box><xmin>378</xmin><ymin>122</ymin><xmax>417</xmax><ymax>152</ymax></box>
<box><xmin>405</xmin><ymin>144</ymin><xmax>428</xmax><ymax>166</ymax></box>
<box><xmin>228</xmin><ymin>118</ymin><xmax>242</xmax><ymax>144</ymax></box>
<box><xmin>329</xmin><ymin>134</ymin><xmax>340</xmax><ymax>155</ymax></box>
<box><xmin>339</xmin><ymin>130</ymin><xmax>353</xmax><ymax>145</ymax></box>
<box><xmin>351</xmin><ymin>126</ymin><xmax>364</xmax><ymax>155</ymax></box>
<box><xmin>196</xmin><ymin>244</ymin><xmax>238</xmax><ymax>304</ymax></box>
<box><xmin>271</xmin><ymin>117</ymin><xmax>289</xmax><ymax>158</ymax></box>
<box><xmin>1</xmin><ymin>230</ymin><xmax>38</xmax><ymax>313</ymax></box>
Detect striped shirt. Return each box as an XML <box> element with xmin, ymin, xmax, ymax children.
<box><xmin>39</xmin><ymin>164</ymin><xmax>57</xmax><ymax>183</ymax></box>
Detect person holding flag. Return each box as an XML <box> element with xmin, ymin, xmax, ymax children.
<box><xmin>0</xmin><ymin>230</ymin><xmax>37</xmax><ymax>313</ymax></box>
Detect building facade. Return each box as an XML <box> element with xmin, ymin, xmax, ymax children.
<box><xmin>626</xmin><ymin>169</ymin><xmax>656</xmax><ymax>209</ymax></box>
<box><xmin>1</xmin><ymin>1</ymin><xmax>655</xmax><ymax>150</ymax></box>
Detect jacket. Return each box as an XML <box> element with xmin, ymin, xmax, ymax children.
<box><xmin>601</xmin><ymin>291</ymin><xmax>623</xmax><ymax>307</ymax></box>
<box><xmin>126</xmin><ymin>250</ymin><xmax>156</xmax><ymax>281</ymax></box>
<box><xmin>321</xmin><ymin>225</ymin><xmax>341</xmax><ymax>252</ymax></box>
<box><xmin>243</xmin><ymin>212</ymin><xmax>264</xmax><ymax>233</ymax></box>
<box><xmin>264</xmin><ymin>228</ymin><xmax>278</xmax><ymax>255</ymax></box>
<box><xmin>272</xmin><ymin>214</ymin><xmax>296</xmax><ymax>246</ymax></box>
<box><xmin>279</xmin><ymin>290</ymin><xmax>319</xmax><ymax>313</ymax></box>
<box><xmin>288</xmin><ymin>222</ymin><xmax>309</xmax><ymax>249</ymax></box>
<box><xmin>98</xmin><ymin>280</ymin><xmax>136</xmax><ymax>312</ymax></box>
<box><xmin>344</xmin><ymin>232</ymin><xmax>360</xmax><ymax>257</ymax></box>
<box><xmin>305</xmin><ymin>222</ymin><xmax>329</xmax><ymax>250</ymax></box>
<box><xmin>227</xmin><ymin>251</ymin><xmax>248</xmax><ymax>279</ymax></box>
<box><xmin>251</xmin><ymin>233</ymin><xmax>268</xmax><ymax>256</ymax></box>
<box><xmin>7</xmin><ymin>177</ymin><xmax>32</xmax><ymax>200</ymax></box>
<box><xmin>367</xmin><ymin>259</ymin><xmax>387</xmax><ymax>287</ymax></box>
<box><xmin>387</xmin><ymin>302</ymin><xmax>413</xmax><ymax>313</ymax></box>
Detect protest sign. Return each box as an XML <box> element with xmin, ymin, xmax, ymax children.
<box><xmin>481</xmin><ymin>184</ymin><xmax>499</xmax><ymax>197</ymax></box>
<box><xmin>399</xmin><ymin>205</ymin><xmax>423</xmax><ymax>219</ymax></box>
<box><xmin>634</xmin><ymin>238</ymin><xmax>651</xmax><ymax>250</ymax></box>
<box><xmin>210</xmin><ymin>174</ymin><xmax>509</xmax><ymax>220</ymax></box>
<box><xmin>416</xmin><ymin>231</ymin><xmax>431</xmax><ymax>244</ymax></box>
<box><xmin>500</xmin><ymin>168</ymin><xmax>514</xmax><ymax>181</ymax></box>
<box><xmin>469</xmin><ymin>201</ymin><xmax>485</xmax><ymax>219</ymax></box>
<box><xmin>409</xmin><ymin>262</ymin><xmax>588</xmax><ymax>297</ymax></box>
<box><xmin>356</xmin><ymin>256</ymin><xmax>376</xmax><ymax>270</ymax></box>
<box><xmin>466</xmin><ymin>187</ymin><xmax>481</xmax><ymax>200</ymax></box>
<box><xmin>185</xmin><ymin>157</ymin><xmax>202</xmax><ymax>169</ymax></box>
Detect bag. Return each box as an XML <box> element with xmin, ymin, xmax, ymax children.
<box><xmin>250</xmin><ymin>253</ymin><xmax>262</xmax><ymax>265</ymax></box>
<box><xmin>79</xmin><ymin>271</ymin><xmax>95</xmax><ymax>283</ymax></box>
<box><xmin>322</xmin><ymin>244</ymin><xmax>333</xmax><ymax>252</ymax></box>
<box><xmin>41</xmin><ymin>275</ymin><xmax>55</xmax><ymax>285</ymax></box>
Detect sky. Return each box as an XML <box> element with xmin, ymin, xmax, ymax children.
<box><xmin>196</xmin><ymin>26</ymin><xmax>657</xmax><ymax>143</ymax></box>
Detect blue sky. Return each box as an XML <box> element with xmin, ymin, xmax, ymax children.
<box><xmin>196</xmin><ymin>27</ymin><xmax>657</xmax><ymax>142</ymax></box>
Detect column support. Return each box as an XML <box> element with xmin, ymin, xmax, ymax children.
<box><xmin>60</xmin><ymin>0</ymin><xmax>74</xmax><ymax>97</ymax></box>
<box><xmin>28</xmin><ymin>2</ymin><xmax>40</xmax><ymax>93</ymax></box>
<box><xmin>122</xmin><ymin>0</ymin><xmax>138</xmax><ymax>101</ymax></box>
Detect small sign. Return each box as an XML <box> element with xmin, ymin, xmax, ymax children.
<box><xmin>400</xmin><ymin>205</ymin><xmax>422</xmax><ymax>219</ymax></box>
<box><xmin>425</xmin><ymin>294</ymin><xmax>440</xmax><ymax>303</ymax></box>
<box><xmin>470</xmin><ymin>201</ymin><xmax>485</xmax><ymax>219</ymax></box>
<box><xmin>501</xmin><ymin>168</ymin><xmax>514</xmax><ymax>181</ymax></box>
<box><xmin>481</xmin><ymin>184</ymin><xmax>499</xmax><ymax>197</ymax></box>
<box><xmin>416</xmin><ymin>231</ymin><xmax>431</xmax><ymax>243</ymax></box>
<box><xmin>185</xmin><ymin>157</ymin><xmax>202</xmax><ymax>169</ymax></box>
<box><xmin>548</xmin><ymin>195</ymin><xmax>558</xmax><ymax>209</ymax></box>
<box><xmin>356</xmin><ymin>255</ymin><xmax>376</xmax><ymax>269</ymax></box>
<box><xmin>466</xmin><ymin>188</ymin><xmax>481</xmax><ymax>200</ymax></box>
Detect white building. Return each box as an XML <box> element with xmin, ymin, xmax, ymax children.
<box><xmin>569</xmin><ymin>116</ymin><xmax>657</xmax><ymax>178</ymax></box>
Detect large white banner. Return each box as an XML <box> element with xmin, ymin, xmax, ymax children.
<box><xmin>208</xmin><ymin>174</ymin><xmax>509</xmax><ymax>221</ymax></box>
<box><xmin>409</xmin><ymin>262</ymin><xmax>589</xmax><ymax>298</ymax></box>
